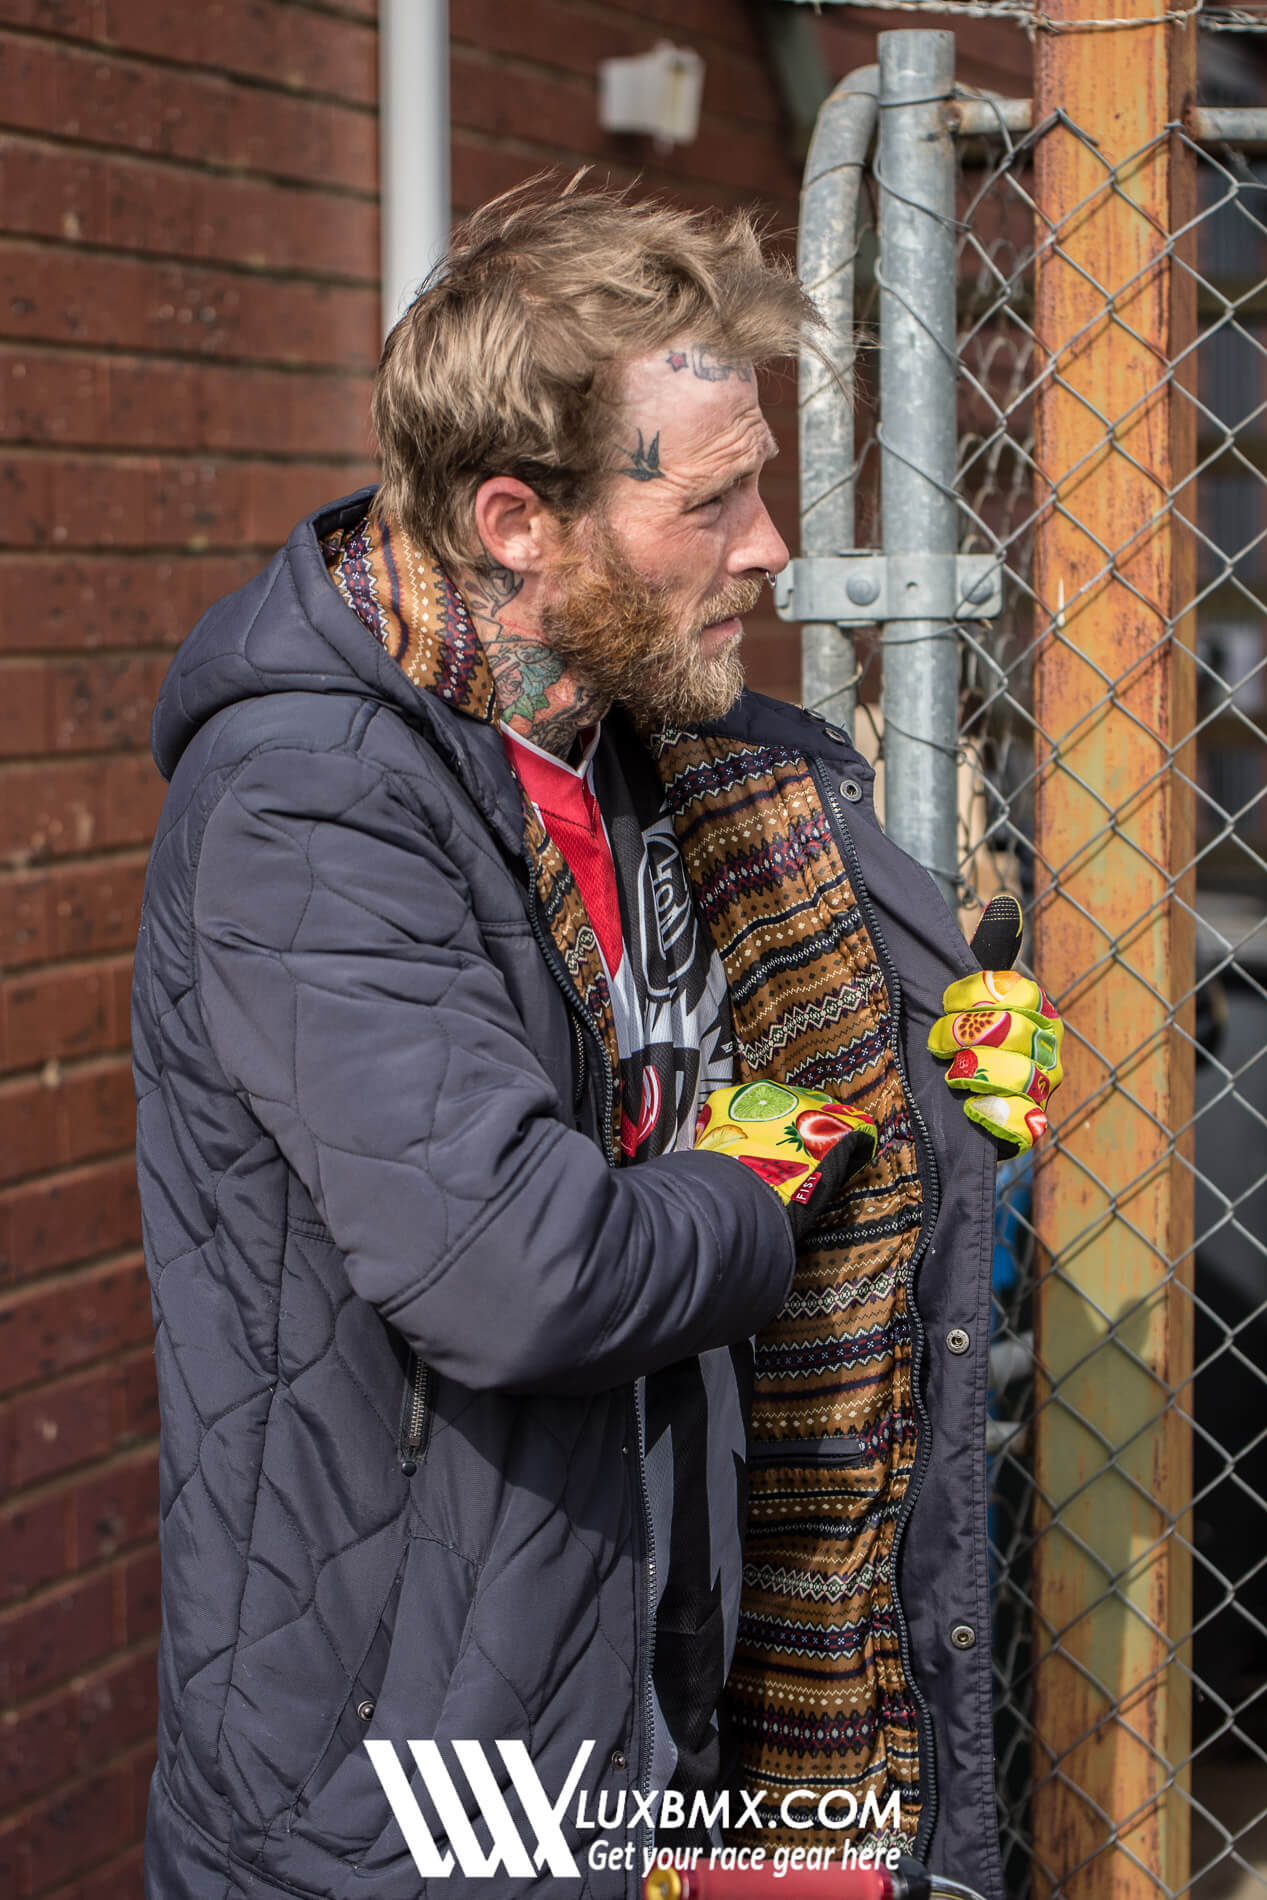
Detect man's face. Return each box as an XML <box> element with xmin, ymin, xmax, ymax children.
<box><xmin>538</xmin><ymin>344</ymin><xmax>789</xmax><ymax>726</ymax></box>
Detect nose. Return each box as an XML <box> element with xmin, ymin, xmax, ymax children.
<box><xmin>729</xmin><ymin>492</ymin><xmax>789</xmax><ymax>580</ymax></box>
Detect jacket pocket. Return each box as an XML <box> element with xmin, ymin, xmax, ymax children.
<box><xmin>747</xmin><ymin>1433</ymin><xmax>868</xmax><ymax>1466</ymax></box>
<box><xmin>283</xmin><ymin>1535</ymin><xmax>480</xmax><ymax>1859</ymax></box>
<box><xmin>283</xmin><ymin>1547</ymin><xmax>410</xmax><ymax>1834</ymax></box>
<box><xmin>746</xmin><ymin>1433</ymin><xmax>883</xmax><ymax>1526</ymax></box>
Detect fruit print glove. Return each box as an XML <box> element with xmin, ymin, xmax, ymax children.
<box><xmin>927</xmin><ymin>968</ymin><xmax>1064</xmax><ymax>1154</ymax></box>
<box><xmin>694</xmin><ymin>1080</ymin><xmax>877</xmax><ymax>1243</ymax></box>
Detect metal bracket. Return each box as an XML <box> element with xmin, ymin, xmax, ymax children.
<box><xmin>774</xmin><ymin>553</ymin><xmax>1004</xmax><ymax>624</ymax></box>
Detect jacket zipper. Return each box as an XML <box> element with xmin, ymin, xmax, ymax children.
<box><xmin>525</xmin><ymin>863</ymin><xmax>617</xmax><ymax>1166</ymax></box>
<box><xmin>525</xmin><ymin>857</ymin><xmax>654</xmax><ymax>1822</ymax></box>
<box><xmin>568</xmin><ymin>1010</ymin><xmax>588</xmax><ymax>1118</ymax></box>
<box><xmin>633</xmin><ymin>1378</ymin><xmax>656</xmax><ymax>1867</ymax></box>
<box><xmin>813</xmin><ymin>759</ymin><xmax>941</xmax><ymax>1858</ymax></box>
<box><xmin>398</xmin><ymin>1352</ymin><xmax>433</xmax><ymax>1474</ymax></box>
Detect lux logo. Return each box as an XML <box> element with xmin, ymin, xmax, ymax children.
<box><xmin>364</xmin><ymin>1738</ymin><xmax>595</xmax><ymax>1879</ymax></box>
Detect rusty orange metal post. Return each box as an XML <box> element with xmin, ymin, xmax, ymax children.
<box><xmin>1030</xmin><ymin>4</ymin><xmax>1197</xmax><ymax>1900</ymax></box>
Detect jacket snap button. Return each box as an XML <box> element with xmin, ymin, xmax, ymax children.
<box><xmin>946</xmin><ymin>1328</ymin><xmax>971</xmax><ymax>1355</ymax></box>
<box><xmin>400</xmin><ymin>1458</ymin><xmax>418</xmax><ymax>1477</ymax></box>
<box><xmin>839</xmin><ymin>778</ymin><xmax>863</xmax><ymax>804</ymax></box>
<box><xmin>610</xmin><ymin>1748</ymin><xmax>627</xmax><ymax>1771</ymax></box>
<box><xmin>822</xmin><ymin>722</ymin><xmax>850</xmax><ymax>745</ymax></box>
<box><xmin>357</xmin><ymin>1699</ymin><xmax>376</xmax><ymax>1721</ymax></box>
<box><xmin>950</xmin><ymin>1624</ymin><xmax>977</xmax><ymax>1649</ymax></box>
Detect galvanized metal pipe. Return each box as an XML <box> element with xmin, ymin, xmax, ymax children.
<box><xmin>876</xmin><ymin>31</ymin><xmax>960</xmax><ymax>905</ymax></box>
<box><xmin>797</xmin><ymin>65</ymin><xmax>879</xmax><ymax>734</ymax></box>
<box><xmin>1185</xmin><ymin>104</ymin><xmax>1267</xmax><ymax>152</ymax></box>
<box><xmin>379</xmin><ymin>0</ymin><xmax>451</xmax><ymax>337</ymax></box>
<box><xmin>948</xmin><ymin>98</ymin><xmax>1267</xmax><ymax>152</ymax></box>
<box><xmin>951</xmin><ymin>93</ymin><xmax>1033</xmax><ymax>138</ymax></box>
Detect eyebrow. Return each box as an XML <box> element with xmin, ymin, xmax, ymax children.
<box><xmin>688</xmin><ymin>434</ymin><xmax>780</xmax><ymax>503</ymax></box>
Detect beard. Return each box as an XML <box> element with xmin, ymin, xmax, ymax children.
<box><xmin>537</xmin><ymin>515</ymin><xmax>761</xmax><ymax>728</ymax></box>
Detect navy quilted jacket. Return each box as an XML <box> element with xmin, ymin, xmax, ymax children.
<box><xmin>134</xmin><ymin>493</ymin><xmax>1003</xmax><ymax>1900</ymax></box>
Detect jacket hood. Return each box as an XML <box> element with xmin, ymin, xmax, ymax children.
<box><xmin>151</xmin><ymin>489</ymin><xmax>426</xmax><ymax>783</ymax></box>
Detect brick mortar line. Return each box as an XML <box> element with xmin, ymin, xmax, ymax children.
<box><xmin>1</xmin><ymin>1432</ymin><xmax>159</xmax><ymax>1536</ymax></box>
<box><xmin>0</xmin><ymin>13</ymin><xmax>377</xmax><ymax>101</ymax></box>
<box><xmin>274</xmin><ymin>0</ymin><xmax>377</xmax><ymax>24</ymax></box>
<box><xmin>0</xmin><ymin>648</ymin><xmax>203</xmax><ymax>665</ymax></box>
<box><xmin>0</xmin><ymin>554</ymin><xmax>271</xmax><ymax>572</ymax></box>
<box><xmin>0</xmin><ymin>839</ymin><xmax>154</xmax><ymax>864</ymax></box>
<box><xmin>1</xmin><ymin>946</ymin><xmax>136</xmax><ymax>979</ymax></box>
<box><xmin>495</xmin><ymin>0</ymin><xmax>806</xmax><ymax>68</ymax></box>
<box><xmin>0</xmin><ymin>1313</ymin><xmax>155</xmax><ymax>1409</ymax></box>
<box><xmin>0</xmin><ymin>641</ymin><xmax>232</xmax><ymax>660</ymax></box>
<box><xmin>3</xmin><ymin>1628</ymin><xmax>161</xmax><ymax>1725</ymax></box>
<box><xmin>0</xmin><ymin>231</ymin><xmax>379</xmax><ymax>292</ymax></box>
<box><xmin>0</xmin><ymin>1432</ymin><xmax>156</xmax><ymax>1507</ymax></box>
<box><xmin>450</xmin><ymin>40</ymin><xmax>786</xmax><ymax>141</ymax></box>
<box><xmin>0</xmin><ymin>1141</ymin><xmax>140</xmax><ymax>1197</ymax></box>
<box><xmin>1</xmin><ymin>1736</ymin><xmax>159</xmax><ymax>1858</ymax></box>
<box><xmin>4</xmin><ymin>444</ymin><xmax>373</xmax><ymax>470</ymax></box>
<box><xmin>0</xmin><ymin>116</ymin><xmax>379</xmax><ymax>202</ymax></box>
<box><xmin>3</xmin><ymin>443</ymin><xmax>374</xmax><ymax>468</ymax></box>
<box><xmin>0</xmin><ymin>1050</ymin><xmax>134</xmax><ymax>1084</ymax></box>
<box><xmin>0</xmin><ymin>538</ymin><xmax>302</xmax><ymax>558</ymax></box>
<box><xmin>0</xmin><ymin>19</ymin><xmax>376</xmax><ymax>116</ymax></box>
<box><xmin>0</xmin><ymin>339</ymin><xmax>374</xmax><ymax>380</ymax></box>
<box><xmin>0</xmin><ymin>1546</ymin><xmax>150</xmax><ymax>1628</ymax></box>
<box><xmin>452</xmin><ymin>125</ymin><xmax>798</xmax><ymax>207</ymax></box>
<box><xmin>0</xmin><ymin>338</ymin><xmax>379</xmax><ymax>380</ymax></box>
<box><xmin>33</xmin><ymin>1844</ymin><xmax>150</xmax><ymax>1900</ymax></box>
<box><xmin>0</xmin><ymin>646</ymin><xmax>208</xmax><ymax>661</ymax></box>
<box><xmin>0</xmin><ymin>739</ymin><xmax>170</xmax><ymax>764</ymax></box>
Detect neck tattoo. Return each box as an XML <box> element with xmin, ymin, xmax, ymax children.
<box><xmin>461</xmin><ymin>561</ymin><xmax>606</xmax><ymax>760</ymax></box>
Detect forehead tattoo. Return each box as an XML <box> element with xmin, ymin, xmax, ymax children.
<box><xmin>664</xmin><ymin>345</ymin><xmax>755</xmax><ymax>384</ymax></box>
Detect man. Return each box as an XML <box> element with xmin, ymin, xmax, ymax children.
<box><xmin>134</xmin><ymin>182</ymin><xmax>1061</xmax><ymax>1900</ymax></box>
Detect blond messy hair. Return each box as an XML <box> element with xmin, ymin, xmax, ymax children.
<box><xmin>371</xmin><ymin>175</ymin><xmax>820</xmax><ymax>575</ymax></box>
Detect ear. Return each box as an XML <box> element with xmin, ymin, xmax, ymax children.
<box><xmin>473</xmin><ymin>477</ymin><xmax>564</xmax><ymax>576</ymax></box>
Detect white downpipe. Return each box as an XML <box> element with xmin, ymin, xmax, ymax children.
<box><xmin>379</xmin><ymin>0</ymin><xmax>450</xmax><ymax>339</ymax></box>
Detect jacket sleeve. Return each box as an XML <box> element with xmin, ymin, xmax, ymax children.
<box><xmin>192</xmin><ymin>741</ymin><xmax>795</xmax><ymax>1395</ymax></box>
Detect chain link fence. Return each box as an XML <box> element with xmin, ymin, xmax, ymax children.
<box><xmin>956</xmin><ymin>100</ymin><xmax>1267</xmax><ymax>1900</ymax></box>
<box><xmin>788</xmin><ymin>18</ymin><xmax>1267</xmax><ymax>1900</ymax></box>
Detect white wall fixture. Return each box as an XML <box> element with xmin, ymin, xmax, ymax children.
<box><xmin>598</xmin><ymin>43</ymin><xmax>705</xmax><ymax>149</ymax></box>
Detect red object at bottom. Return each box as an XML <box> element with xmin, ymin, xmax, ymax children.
<box><xmin>644</xmin><ymin>1866</ymin><xmax>895</xmax><ymax>1900</ymax></box>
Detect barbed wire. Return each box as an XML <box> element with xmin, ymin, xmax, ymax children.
<box><xmin>795</xmin><ymin>0</ymin><xmax>1267</xmax><ymax>33</ymax></box>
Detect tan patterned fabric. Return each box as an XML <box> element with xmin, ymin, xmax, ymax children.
<box><xmin>650</xmin><ymin>726</ymin><xmax>925</xmax><ymax>1849</ymax></box>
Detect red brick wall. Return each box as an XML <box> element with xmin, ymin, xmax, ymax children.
<box><xmin>0</xmin><ymin>6</ymin><xmax>1029</xmax><ymax>1895</ymax></box>
<box><xmin>0</xmin><ymin>4</ymin><xmax>379</xmax><ymax>1894</ymax></box>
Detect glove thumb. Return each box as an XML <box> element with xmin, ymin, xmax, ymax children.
<box><xmin>783</xmin><ymin>1121</ymin><xmax>876</xmax><ymax>1243</ymax></box>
